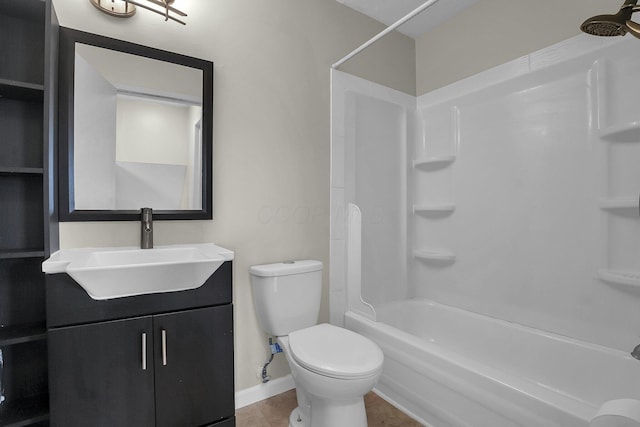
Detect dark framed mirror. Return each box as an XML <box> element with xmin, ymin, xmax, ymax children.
<box><xmin>58</xmin><ymin>27</ymin><xmax>213</xmax><ymax>221</ymax></box>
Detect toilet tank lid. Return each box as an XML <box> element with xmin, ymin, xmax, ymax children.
<box><xmin>249</xmin><ymin>260</ymin><xmax>323</xmax><ymax>277</ymax></box>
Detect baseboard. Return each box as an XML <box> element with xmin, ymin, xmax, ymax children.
<box><xmin>235</xmin><ymin>374</ymin><xmax>295</xmax><ymax>409</ymax></box>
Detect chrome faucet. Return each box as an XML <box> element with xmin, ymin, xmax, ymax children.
<box><xmin>632</xmin><ymin>344</ymin><xmax>640</xmax><ymax>360</ymax></box>
<box><xmin>141</xmin><ymin>207</ymin><xmax>153</xmax><ymax>249</ymax></box>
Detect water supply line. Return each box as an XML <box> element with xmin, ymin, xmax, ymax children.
<box><xmin>261</xmin><ymin>353</ymin><xmax>274</xmax><ymax>383</ymax></box>
<box><xmin>332</xmin><ymin>0</ymin><xmax>442</xmax><ymax>69</ymax></box>
<box><xmin>260</xmin><ymin>337</ymin><xmax>283</xmax><ymax>383</ymax></box>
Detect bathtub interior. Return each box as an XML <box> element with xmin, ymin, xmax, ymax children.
<box><xmin>330</xmin><ymin>33</ymin><xmax>640</xmax><ymax>423</ymax></box>
<box><xmin>373</xmin><ymin>299</ymin><xmax>640</xmax><ymax>409</ymax></box>
<box><xmin>346</xmin><ymin>308</ymin><xmax>613</xmax><ymax>427</ymax></box>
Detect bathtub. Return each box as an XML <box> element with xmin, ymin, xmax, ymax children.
<box><xmin>345</xmin><ymin>298</ymin><xmax>640</xmax><ymax>427</ymax></box>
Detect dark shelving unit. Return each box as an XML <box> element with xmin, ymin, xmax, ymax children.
<box><xmin>0</xmin><ymin>80</ymin><xmax>44</xmax><ymax>102</ymax></box>
<box><xmin>0</xmin><ymin>167</ymin><xmax>45</xmax><ymax>175</ymax></box>
<box><xmin>0</xmin><ymin>251</ymin><xmax>47</xmax><ymax>260</ymax></box>
<box><xmin>0</xmin><ymin>397</ymin><xmax>49</xmax><ymax>427</ymax></box>
<box><xmin>0</xmin><ymin>326</ymin><xmax>47</xmax><ymax>347</ymax></box>
<box><xmin>0</xmin><ymin>0</ymin><xmax>58</xmax><ymax>425</ymax></box>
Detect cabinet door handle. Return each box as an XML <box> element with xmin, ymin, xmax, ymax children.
<box><xmin>142</xmin><ymin>332</ymin><xmax>147</xmax><ymax>371</ymax></box>
<box><xmin>161</xmin><ymin>329</ymin><xmax>167</xmax><ymax>366</ymax></box>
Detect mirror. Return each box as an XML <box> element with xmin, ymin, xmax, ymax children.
<box><xmin>58</xmin><ymin>27</ymin><xmax>213</xmax><ymax>221</ymax></box>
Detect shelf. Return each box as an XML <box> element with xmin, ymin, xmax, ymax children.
<box><xmin>599</xmin><ymin>198</ymin><xmax>638</xmax><ymax>214</ymax></box>
<box><xmin>0</xmin><ymin>166</ymin><xmax>44</xmax><ymax>175</ymax></box>
<box><xmin>599</xmin><ymin>121</ymin><xmax>640</xmax><ymax>143</ymax></box>
<box><xmin>0</xmin><ymin>324</ymin><xmax>46</xmax><ymax>346</ymax></box>
<box><xmin>413</xmin><ymin>249</ymin><xmax>456</xmax><ymax>262</ymax></box>
<box><xmin>0</xmin><ymin>78</ymin><xmax>44</xmax><ymax>101</ymax></box>
<box><xmin>0</xmin><ymin>249</ymin><xmax>45</xmax><ymax>260</ymax></box>
<box><xmin>0</xmin><ymin>395</ymin><xmax>49</xmax><ymax>427</ymax></box>
<box><xmin>598</xmin><ymin>269</ymin><xmax>640</xmax><ymax>288</ymax></box>
<box><xmin>413</xmin><ymin>204</ymin><xmax>456</xmax><ymax>214</ymax></box>
<box><xmin>413</xmin><ymin>155</ymin><xmax>455</xmax><ymax>170</ymax></box>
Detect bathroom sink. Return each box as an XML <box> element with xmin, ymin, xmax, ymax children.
<box><xmin>42</xmin><ymin>243</ymin><xmax>234</xmax><ymax>300</ymax></box>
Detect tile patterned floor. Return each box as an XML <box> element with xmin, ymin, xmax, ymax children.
<box><xmin>236</xmin><ymin>389</ymin><xmax>424</xmax><ymax>427</ymax></box>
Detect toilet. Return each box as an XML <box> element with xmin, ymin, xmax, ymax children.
<box><xmin>250</xmin><ymin>260</ymin><xmax>384</xmax><ymax>427</ymax></box>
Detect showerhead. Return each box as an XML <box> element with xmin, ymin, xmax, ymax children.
<box><xmin>580</xmin><ymin>0</ymin><xmax>640</xmax><ymax>38</ymax></box>
<box><xmin>580</xmin><ymin>14</ymin><xmax>629</xmax><ymax>37</ymax></box>
<box><xmin>631</xmin><ymin>344</ymin><xmax>640</xmax><ymax>360</ymax></box>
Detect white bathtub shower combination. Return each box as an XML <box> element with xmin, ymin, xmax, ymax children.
<box><xmin>330</xmin><ymin>35</ymin><xmax>640</xmax><ymax>427</ymax></box>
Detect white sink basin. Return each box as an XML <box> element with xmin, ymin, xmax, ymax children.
<box><xmin>42</xmin><ymin>243</ymin><xmax>234</xmax><ymax>300</ymax></box>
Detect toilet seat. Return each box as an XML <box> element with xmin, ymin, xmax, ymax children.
<box><xmin>288</xmin><ymin>323</ymin><xmax>383</xmax><ymax>380</ymax></box>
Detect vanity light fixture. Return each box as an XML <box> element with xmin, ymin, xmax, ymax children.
<box><xmin>90</xmin><ymin>0</ymin><xmax>187</xmax><ymax>25</ymax></box>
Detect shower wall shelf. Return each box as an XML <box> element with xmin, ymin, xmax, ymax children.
<box><xmin>598</xmin><ymin>269</ymin><xmax>640</xmax><ymax>288</ymax></box>
<box><xmin>598</xmin><ymin>121</ymin><xmax>640</xmax><ymax>143</ymax></box>
<box><xmin>413</xmin><ymin>155</ymin><xmax>456</xmax><ymax>169</ymax></box>
<box><xmin>413</xmin><ymin>204</ymin><xmax>456</xmax><ymax>214</ymax></box>
<box><xmin>599</xmin><ymin>198</ymin><xmax>638</xmax><ymax>213</ymax></box>
<box><xmin>413</xmin><ymin>249</ymin><xmax>456</xmax><ymax>262</ymax></box>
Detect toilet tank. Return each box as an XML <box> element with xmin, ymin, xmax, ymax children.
<box><xmin>250</xmin><ymin>260</ymin><xmax>323</xmax><ymax>336</ymax></box>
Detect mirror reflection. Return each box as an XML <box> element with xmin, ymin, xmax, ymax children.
<box><xmin>73</xmin><ymin>44</ymin><xmax>203</xmax><ymax>211</ymax></box>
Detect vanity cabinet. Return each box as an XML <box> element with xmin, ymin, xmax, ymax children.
<box><xmin>0</xmin><ymin>0</ymin><xmax>58</xmax><ymax>425</ymax></box>
<box><xmin>153</xmin><ymin>306</ymin><xmax>233</xmax><ymax>426</ymax></box>
<box><xmin>49</xmin><ymin>316</ymin><xmax>156</xmax><ymax>426</ymax></box>
<box><xmin>46</xmin><ymin>261</ymin><xmax>235</xmax><ymax>427</ymax></box>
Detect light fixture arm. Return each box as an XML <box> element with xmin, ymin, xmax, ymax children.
<box><xmin>125</xmin><ymin>0</ymin><xmax>186</xmax><ymax>24</ymax></box>
<box><xmin>90</xmin><ymin>0</ymin><xmax>187</xmax><ymax>25</ymax></box>
<box><xmin>145</xmin><ymin>0</ymin><xmax>186</xmax><ymax>17</ymax></box>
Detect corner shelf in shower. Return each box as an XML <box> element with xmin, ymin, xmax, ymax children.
<box><xmin>413</xmin><ymin>155</ymin><xmax>456</xmax><ymax>169</ymax></box>
<box><xmin>599</xmin><ymin>198</ymin><xmax>638</xmax><ymax>213</ymax></box>
<box><xmin>413</xmin><ymin>204</ymin><xmax>456</xmax><ymax>214</ymax></box>
<box><xmin>598</xmin><ymin>121</ymin><xmax>640</xmax><ymax>143</ymax></box>
<box><xmin>413</xmin><ymin>249</ymin><xmax>456</xmax><ymax>263</ymax></box>
<box><xmin>598</xmin><ymin>269</ymin><xmax>640</xmax><ymax>288</ymax></box>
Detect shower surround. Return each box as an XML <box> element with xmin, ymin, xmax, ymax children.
<box><xmin>330</xmin><ymin>34</ymin><xmax>640</xmax><ymax>426</ymax></box>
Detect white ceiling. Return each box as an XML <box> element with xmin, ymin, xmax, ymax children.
<box><xmin>337</xmin><ymin>0</ymin><xmax>479</xmax><ymax>39</ymax></box>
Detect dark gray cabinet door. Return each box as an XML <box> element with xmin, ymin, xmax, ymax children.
<box><xmin>48</xmin><ymin>316</ymin><xmax>156</xmax><ymax>427</ymax></box>
<box><xmin>153</xmin><ymin>305</ymin><xmax>234</xmax><ymax>427</ymax></box>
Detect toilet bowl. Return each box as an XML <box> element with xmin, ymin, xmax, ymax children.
<box><xmin>280</xmin><ymin>324</ymin><xmax>383</xmax><ymax>427</ymax></box>
<box><xmin>249</xmin><ymin>260</ymin><xmax>384</xmax><ymax>427</ymax></box>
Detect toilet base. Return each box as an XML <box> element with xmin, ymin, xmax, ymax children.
<box><xmin>287</xmin><ymin>399</ymin><xmax>368</xmax><ymax>427</ymax></box>
<box><xmin>289</xmin><ymin>407</ymin><xmax>306</xmax><ymax>427</ymax></box>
